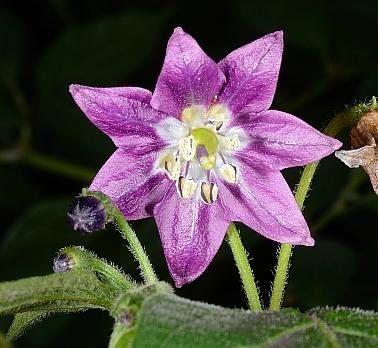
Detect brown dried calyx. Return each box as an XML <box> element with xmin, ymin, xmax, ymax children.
<box><xmin>335</xmin><ymin>110</ymin><xmax>378</xmax><ymax>195</ymax></box>
<box><xmin>350</xmin><ymin>110</ymin><xmax>378</xmax><ymax>149</ymax></box>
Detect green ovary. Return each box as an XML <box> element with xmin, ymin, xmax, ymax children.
<box><xmin>192</xmin><ymin>128</ymin><xmax>218</xmax><ymax>154</ymax></box>
<box><xmin>191</xmin><ymin>128</ymin><xmax>218</xmax><ymax>169</ymax></box>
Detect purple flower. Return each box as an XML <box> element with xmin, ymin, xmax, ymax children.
<box><xmin>70</xmin><ymin>28</ymin><xmax>341</xmax><ymax>287</ymax></box>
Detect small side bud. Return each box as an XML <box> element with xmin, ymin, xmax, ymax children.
<box><xmin>119</xmin><ymin>309</ymin><xmax>134</xmax><ymax>326</ymax></box>
<box><xmin>53</xmin><ymin>253</ymin><xmax>74</xmax><ymax>273</ymax></box>
<box><xmin>67</xmin><ymin>196</ymin><xmax>106</xmax><ymax>233</ymax></box>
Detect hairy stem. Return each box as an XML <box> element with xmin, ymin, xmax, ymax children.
<box><xmin>112</xmin><ymin>208</ymin><xmax>158</xmax><ymax>284</ymax></box>
<box><xmin>269</xmin><ymin>112</ymin><xmax>348</xmax><ymax>311</ymax></box>
<box><xmin>227</xmin><ymin>224</ymin><xmax>262</xmax><ymax>312</ymax></box>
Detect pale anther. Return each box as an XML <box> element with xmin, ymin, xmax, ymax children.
<box><xmin>207</xmin><ymin>103</ymin><xmax>230</xmax><ymax>123</ymax></box>
<box><xmin>214</xmin><ymin>121</ymin><xmax>223</xmax><ymax>131</ymax></box>
<box><xmin>162</xmin><ymin>154</ymin><xmax>181</xmax><ymax>180</ymax></box>
<box><xmin>201</xmin><ymin>182</ymin><xmax>218</xmax><ymax>204</ymax></box>
<box><xmin>220</xmin><ymin>164</ymin><xmax>237</xmax><ymax>183</ymax></box>
<box><xmin>177</xmin><ymin>177</ymin><xmax>197</xmax><ymax>199</ymax></box>
<box><xmin>222</xmin><ymin>134</ymin><xmax>240</xmax><ymax>150</ymax></box>
<box><xmin>178</xmin><ymin>135</ymin><xmax>196</xmax><ymax>161</ymax></box>
<box><xmin>181</xmin><ymin>106</ymin><xmax>197</xmax><ymax>123</ymax></box>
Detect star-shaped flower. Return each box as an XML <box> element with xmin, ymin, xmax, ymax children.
<box><xmin>70</xmin><ymin>28</ymin><xmax>341</xmax><ymax>287</ymax></box>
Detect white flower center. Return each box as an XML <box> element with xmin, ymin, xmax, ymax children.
<box><xmin>159</xmin><ymin>103</ymin><xmax>240</xmax><ymax>203</ymax></box>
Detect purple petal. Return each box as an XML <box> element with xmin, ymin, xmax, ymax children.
<box><xmin>151</xmin><ymin>27</ymin><xmax>225</xmax><ymax>117</ymax></box>
<box><xmin>90</xmin><ymin>149</ymin><xmax>170</xmax><ymax>220</ymax></box>
<box><xmin>70</xmin><ymin>84</ymin><xmax>168</xmax><ymax>153</ymax></box>
<box><xmin>218</xmin><ymin>31</ymin><xmax>283</xmax><ymax>115</ymax></box>
<box><xmin>154</xmin><ymin>183</ymin><xmax>229</xmax><ymax>287</ymax></box>
<box><xmin>215</xmin><ymin>159</ymin><xmax>314</xmax><ymax>246</ymax></box>
<box><xmin>231</xmin><ymin>109</ymin><xmax>342</xmax><ymax>170</ymax></box>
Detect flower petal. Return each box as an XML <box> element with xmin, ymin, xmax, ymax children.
<box><xmin>154</xmin><ymin>183</ymin><xmax>229</xmax><ymax>287</ymax></box>
<box><xmin>151</xmin><ymin>27</ymin><xmax>225</xmax><ymax>117</ymax></box>
<box><xmin>70</xmin><ymin>84</ymin><xmax>168</xmax><ymax>153</ymax></box>
<box><xmin>336</xmin><ymin>146</ymin><xmax>378</xmax><ymax>195</ymax></box>
<box><xmin>335</xmin><ymin>146</ymin><xmax>375</xmax><ymax>168</ymax></box>
<box><xmin>90</xmin><ymin>149</ymin><xmax>170</xmax><ymax>220</ymax></box>
<box><xmin>218</xmin><ymin>31</ymin><xmax>283</xmax><ymax>115</ymax></box>
<box><xmin>215</xmin><ymin>158</ymin><xmax>314</xmax><ymax>246</ymax></box>
<box><xmin>230</xmin><ymin>109</ymin><xmax>342</xmax><ymax>170</ymax></box>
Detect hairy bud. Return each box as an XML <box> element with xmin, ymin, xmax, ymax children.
<box><xmin>53</xmin><ymin>253</ymin><xmax>74</xmax><ymax>273</ymax></box>
<box><xmin>67</xmin><ymin>196</ymin><xmax>106</xmax><ymax>233</ymax></box>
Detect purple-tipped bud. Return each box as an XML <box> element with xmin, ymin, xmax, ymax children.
<box><xmin>119</xmin><ymin>310</ymin><xmax>134</xmax><ymax>326</ymax></box>
<box><xmin>67</xmin><ymin>196</ymin><xmax>106</xmax><ymax>233</ymax></box>
<box><xmin>53</xmin><ymin>253</ymin><xmax>74</xmax><ymax>273</ymax></box>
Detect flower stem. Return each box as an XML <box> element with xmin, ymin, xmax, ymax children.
<box><xmin>112</xmin><ymin>208</ymin><xmax>158</xmax><ymax>284</ymax></box>
<box><xmin>269</xmin><ymin>112</ymin><xmax>349</xmax><ymax>311</ymax></box>
<box><xmin>227</xmin><ymin>224</ymin><xmax>262</xmax><ymax>312</ymax></box>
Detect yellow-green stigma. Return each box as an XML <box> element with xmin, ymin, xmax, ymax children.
<box><xmin>191</xmin><ymin>128</ymin><xmax>218</xmax><ymax>169</ymax></box>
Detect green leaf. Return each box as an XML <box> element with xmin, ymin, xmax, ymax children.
<box><xmin>109</xmin><ymin>282</ymin><xmax>172</xmax><ymax>348</ymax></box>
<box><xmin>7</xmin><ymin>311</ymin><xmax>50</xmax><ymax>341</ymax></box>
<box><xmin>7</xmin><ymin>306</ymin><xmax>91</xmax><ymax>342</ymax></box>
<box><xmin>128</xmin><ymin>294</ymin><xmax>378</xmax><ymax>347</ymax></box>
<box><xmin>310</xmin><ymin>307</ymin><xmax>378</xmax><ymax>344</ymax></box>
<box><xmin>0</xmin><ymin>271</ymin><xmax>115</xmax><ymax>315</ymax></box>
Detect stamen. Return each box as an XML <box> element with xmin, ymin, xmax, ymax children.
<box><xmin>222</xmin><ymin>134</ymin><xmax>241</xmax><ymax>150</ymax></box>
<box><xmin>214</xmin><ymin>121</ymin><xmax>223</xmax><ymax>131</ymax></box>
<box><xmin>207</xmin><ymin>103</ymin><xmax>230</xmax><ymax>123</ymax></box>
<box><xmin>161</xmin><ymin>154</ymin><xmax>181</xmax><ymax>180</ymax></box>
<box><xmin>201</xmin><ymin>182</ymin><xmax>218</xmax><ymax>204</ymax></box>
<box><xmin>177</xmin><ymin>177</ymin><xmax>197</xmax><ymax>199</ymax></box>
<box><xmin>220</xmin><ymin>164</ymin><xmax>237</xmax><ymax>183</ymax></box>
<box><xmin>181</xmin><ymin>107</ymin><xmax>197</xmax><ymax>123</ymax></box>
<box><xmin>178</xmin><ymin>135</ymin><xmax>196</xmax><ymax>161</ymax></box>
<box><xmin>181</xmin><ymin>105</ymin><xmax>206</xmax><ymax>125</ymax></box>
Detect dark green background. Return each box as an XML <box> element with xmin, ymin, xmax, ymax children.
<box><xmin>1</xmin><ymin>0</ymin><xmax>377</xmax><ymax>347</ymax></box>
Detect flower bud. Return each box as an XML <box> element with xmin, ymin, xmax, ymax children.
<box><xmin>53</xmin><ymin>253</ymin><xmax>74</xmax><ymax>273</ymax></box>
<box><xmin>67</xmin><ymin>196</ymin><xmax>106</xmax><ymax>233</ymax></box>
<box><xmin>119</xmin><ymin>310</ymin><xmax>134</xmax><ymax>326</ymax></box>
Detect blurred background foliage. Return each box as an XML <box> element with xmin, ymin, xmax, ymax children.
<box><xmin>0</xmin><ymin>0</ymin><xmax>377</xmax><ymax>347</ymax></box>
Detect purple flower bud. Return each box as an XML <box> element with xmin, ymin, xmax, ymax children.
<box><xmin>67</xmin><ymin>196</ymin><xmax>106</xmax><ymax>233</ymax></box>
<box><xmin>53</xmin><ymin>253</ymin><xmax>74</xmax><ymax>273</ymax></box>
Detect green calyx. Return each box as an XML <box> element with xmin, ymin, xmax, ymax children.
<box><xmin>346</xmin><ymin>96</ymin><xmax>377</xmax><ymax>125</ymax></box>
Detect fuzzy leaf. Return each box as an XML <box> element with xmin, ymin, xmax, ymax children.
<box><xmin>128</xmin><ymin>294</ymin><xmax>378</xmax><ymax>347</ymax></box>
<box><xmin>7</xmin><ymin>305</ymin><xmax>89</xmax><ymax>342</ymax></box>
<box><xmin>0</xmin><ymin>271</ymin><xmax>116</xmax><ymax>316</ymax></box>
<box><xmin>7</xmin><ymin>311</ymin><xmax>50</xmax><ymax>341</ymax></box>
